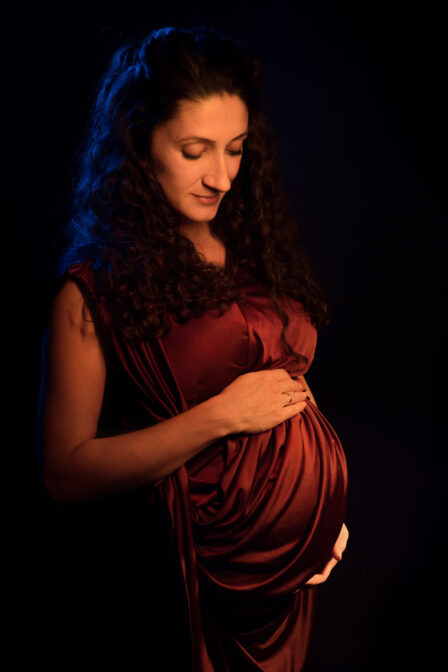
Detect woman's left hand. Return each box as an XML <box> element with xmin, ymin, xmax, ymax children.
<box><xmin>305</xmin><ymin>523</ymin><xmax>349</xmax><ymax>586</ymax></box>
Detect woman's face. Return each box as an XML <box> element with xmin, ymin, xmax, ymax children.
<box><xmin>150</xmin><ymin>93</ymin><xmax>248</xmax><ymax>226</ymax></box>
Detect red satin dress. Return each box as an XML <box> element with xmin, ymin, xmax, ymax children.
<box><xmin>67</xmin><ymin>254</ymin><xmax>347</xmax><ymax>672</ymax></box>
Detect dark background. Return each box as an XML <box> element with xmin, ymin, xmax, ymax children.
<box><xmin>3</xmin><ymin>0</ymin><xmax>443</xmax><ymax>669</ymax></box>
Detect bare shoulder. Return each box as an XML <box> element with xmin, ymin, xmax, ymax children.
<box><xmin>46</xmin><ymin>278</ymin><xmax>106</xmax><ymax>379</ymax></box>
<box><xmin>51</xmin><ymin>279</ymin><xmax>97</xmax><ymax>338</ymax></box>
<box><xmin>44</xmin><ymin>278</ymin><xmax>106</xmax><ymax>404</ymax></box>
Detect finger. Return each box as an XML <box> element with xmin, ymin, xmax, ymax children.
<box><xmin>281</xmin><ymin>384</ymin><xmax>307</xmax><ymax>400</ymax></box>
<box><xmin>281</xmin><ymin>392</ymin><xmax>294</xmax><ymax>407</ymax></box>
<box><xmin>333</xmin><ymin>541</ymin><xmax>346</xmax><ymax>561</ymax></box>
<box><xmin>335</xmin><ymin>525</ymin><xmax>349</xmax><ymax>555</ymax></box>
<box><xmin>323</xmin><ymin>557</ymin><xmax>338</xmax><ymax>577</ymax></box>
<box><xmin>277</xmin><ymin>370</ymin><xmax>306</xmax><ymax>391</ymax></box>
<box><xmin>332</xmin><ymin>548</ymin><xmax>343</xmax><ymax>561</ymax></box>
<box><xmin>305</xmin><ymin>558</ymin><xmax>338</xmax><ymax>585</ymax></box>
<box><xmin>305</xmin><ymin>572</ymin><xmax>325</xmax><ymax>586</ymax></box>
<box><xmin>332</xmin><ymin>523</ymin><xmax>349</xmax><ymax>555</ymax></box>
<box><xmin>284</xmin><ymin>401</ymin><xmax>306</xmax><ymax>415</ymax></box>
<box><xmin>333</xmin><ymin>545</ymin><xmax>347</xmax><ymax>561</ymax></box>
<box><xmin>290</xmin><ymin>375</ymin><xmax>307</xmax><ymax>391</ymax></box>
<box><xmin>292</xmin><ymin>391</ymin><xmax>308</xmax><ymax>404</ymax></box>
<box><xmin>291</xmin><ymin>379</ymin><xmax>306</xmax><ymax>392</ymax></box>
<box><xmin>281</xmin><ymin>390</ymin><xmax>307</xmax><ymax>407</ymax></box>
<box><xmin>305</xmin><ymin>568</ymin><xmax>330</xmax><ymax>586</ymax></box>
<box><xmin>340</xmin><ymin>522</ymin><xmax>349</xmax><ymax>538</ymax></box>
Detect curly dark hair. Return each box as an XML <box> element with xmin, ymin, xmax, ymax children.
<box><xmin>61</xmin><ymin>26</ymin><xmax>330</xmax><ymax>361</ymax></box>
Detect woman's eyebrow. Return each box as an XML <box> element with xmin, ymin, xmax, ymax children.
<box><xmin>178</xmin><ymin>131</ymin><xmax>249</xmax><ymax>144</ymax></box>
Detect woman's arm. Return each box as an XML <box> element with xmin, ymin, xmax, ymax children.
<box><xmin>305</xmin><ymin>523</ymin><xmax>349</xmax><ymax>585</ymax></box>
<box><xmin>41</xmin><ymin>280</ymin><xmax>308</xmax><ymax>502</ymax></box>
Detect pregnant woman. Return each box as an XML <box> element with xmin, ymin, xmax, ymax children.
<box><xmin>40</xmin><ymin>26</ymin><xmax>348</xmax><ymax>671</ymax></box>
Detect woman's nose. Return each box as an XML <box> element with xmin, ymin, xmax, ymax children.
<box><xmin>202</xmin><ymin>156</ymin><xmax>232</xmax><ymax>193</ymax></box>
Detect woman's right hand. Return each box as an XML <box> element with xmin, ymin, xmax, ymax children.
<box><xmin>217</xmin><ymin>369</ymin><xmax>307</xmax><ymax>434</ymax></box>
<box><xmin>305</xmin><ymin>523</ymin><xmax>349</xmax><ymax>586</ymax></box>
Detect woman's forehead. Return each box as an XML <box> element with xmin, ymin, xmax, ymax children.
<box><xmin>167</xmin><ymin>94</ymin><xmax>249</xmax><ymax>141</ymax></box>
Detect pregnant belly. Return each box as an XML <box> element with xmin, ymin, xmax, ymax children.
<box><xmin>187</xmin><ymin>402</ymin><xmax>348</xmax><ymax>598</ymax></box>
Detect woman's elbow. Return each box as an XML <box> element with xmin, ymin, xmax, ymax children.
<box><xmin>43</xmin><ymin>454</ymin><xmax>82</xmax><ymax>502</ymax></box>
<box><xmin>43</xmin><ymin>466</ymin><xmax>71</xmax><ymax>502</ymax></box>
<box><xmin>42</xmin><ymin>436</ymin><xmax>90</xmax><ymax>502</ymax></box>
<box><xmin>42</xmin><ymin>442</ymin><xmax>104</xmax><ymax>503</ymax></box>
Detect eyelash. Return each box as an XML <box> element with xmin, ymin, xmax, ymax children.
<box><xmin>182</xmin><ymin>149</ymin><xmax>243</xmax><ymax>160</ymax></box>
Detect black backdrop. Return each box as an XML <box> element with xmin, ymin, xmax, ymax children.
<box><xmin>3</xmin><ymin>1</ymin><xmax>443</xmax><ymax>669</ymax></box>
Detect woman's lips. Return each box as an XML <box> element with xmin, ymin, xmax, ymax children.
<box><xmin>193</xmin><ymin>194</ymin><xmax>220</xmax><ymax>204</ymax></box>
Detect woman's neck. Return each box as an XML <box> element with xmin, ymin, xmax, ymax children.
<box><xmin>179</xmin><ymin>220</ymin><xmax>226</xmax><ymax>268</ymax></box>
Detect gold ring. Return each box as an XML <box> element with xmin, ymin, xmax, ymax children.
<box><xmin>284</xmin><ymin>392</ymin><xmax>293</xmax><ymax>405</ymax></box>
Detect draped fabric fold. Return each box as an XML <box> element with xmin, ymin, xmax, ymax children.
<box><xmin>67</xmin><ymin>260</ymin><xmax>348</xmax><ymax>671</ymax></box>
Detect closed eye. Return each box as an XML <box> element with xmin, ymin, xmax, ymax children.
<box><xmin>182</xmin><ymin>151</ymin><xmax>202</xmax><ymax>160</ymax></box>
<box><xmin>182</xmin><ymin>149</ymin><xmax>243</xmax><ymax>160</ymax></box>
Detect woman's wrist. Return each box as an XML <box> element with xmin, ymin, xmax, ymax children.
<box><xmin>193</xmin><ymin>393</ymin><xmax>237</xmax><ymax>440</ymax></box>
